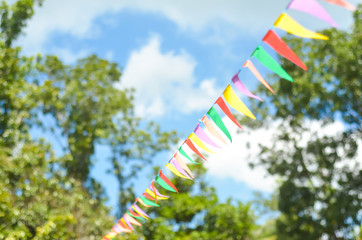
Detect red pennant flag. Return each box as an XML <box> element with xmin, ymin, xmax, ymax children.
<box><xmin>151</xmin><ymin>180</ymin><xmax>158</xmax><ymax>204</ymax></box>
<box><xmin>215</xmin><ymin>97</ymin><xmax>242</xmax><ymax>129</ymax></box>
<box><xmin>118</xmin><ymin>219</ymin><xmax>132</xmax><ymax>231</ymax></box>
<box><xmin>142</xmin><ymin>192</ymin><xmax>155</xmax><ymax>201</ymax></box>
<box><xmin>128</xmin><ymin>209</ymin><xmax>142</xmax><ymax>218</ymax></box>
<box><xmin>322</xmin><ymin>0</ymin><xmax>355</xmax><ymax>10</ymax></box>
<box><xmin>263</xmin><ymin>30</ymin><xmax>307</xmax><ymax>70</ymax></box>
<box><xmin>184</xmin><ymin>139</ymin><xmax>208</xmax><ymax>161</ymax></box>
<box><xmin>159</xmin><ymin>170</ymin><xmax>179</xmax><ymax>193</ymax></box>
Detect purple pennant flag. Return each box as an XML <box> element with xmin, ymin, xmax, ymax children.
<box><xmin>170</xmin><ymin>158</ymin><xmax>192</xmax><ymax>179</ymax></box>
<box><xmin>123</xmin><ymin>217</ymin><xmax>135</xmax><ymax>230</ymax></box>
<box><xmin>231</xmin><ymin>73</ymin><xmax>263</xmax><ymax>102</ymax></box>
<box><xmin>133</xmin><ymin>203</ymin><xmax>149</xmax><ymax>218</ymax></box>
<box><xmin>194</xmin><ymin>124</ymin><xmax>221</xmax><ymax>148</ymax></box>
<box><xmin>287</xmin><ymin>0</ymin><xmax>338</xmax><ymax>28</ymax></box>
<box><xmin>112</xmin><ymin>224</ymin><xmax>122</xmax><ymax>233</ymax></box>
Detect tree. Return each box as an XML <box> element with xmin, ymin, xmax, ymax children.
<box><xmin>249</xmin><ymin>5</ymin><xmax>362</xmax><ymax>240</ymax></box>
<box><xmin>34</xmin><ymin>54</ymin><xmax>177</xmax><ymax>213</ymax></box>
<box><xmin>115</xmin><ymin>164</ymin><xmax>257</xmax><ymax>240</ymax></box>
<box><xmin>0</xmin><ymin>140</ymin><xmax>114</xmax><ymax>240</ymax></box>
<box><xmin>0</xmin><ymin>0</ymin><xmax>178</xmax><ymax>238</ymax></box>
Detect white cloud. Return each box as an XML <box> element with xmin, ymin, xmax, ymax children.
<box><xmin>205</xmin><ymin>118</ymin><xmax>278</xmax><ymax>192</ymax></box>
<box><xmin>17</xmin><ymin>0</ymin><xmax>359</xmax><ymax>53</ymax></box>
<box><xmin>119</xmin><ymin>36</ymin><xmax>222</xmax><ymax>117</ymax></box>
<box><xmin>204</xmin><ymin>117</ymin><xmax>357</xmax><ymax>192</ymax></box>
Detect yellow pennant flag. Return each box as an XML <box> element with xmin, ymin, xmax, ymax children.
<box><xmin>223</xmin><ymin>85</ymin><xmax>256</xmax><ymax>120</ymax></box>
<box><xmin>131</xmin><ymin>206</ymin><xmax>149</xmax><ymax>220</ymax></box>
<box><xmin>166</xmin><ymin>163</ymin><xmax>190</xmax><ymax>179</ymax></box>
<box><xmin>145</xmin><ymin>189</ymin><xmax>169</xmax><ymax>200</ymax></box>
<box><xmin>274</xmin><ymin>13</ymin><xmax>328</xmax><ymax>40</ymax></box>
<box><xmin>188</xmin><ymin>133</ymin><xmax>215</xmax><ymax>154</ymax></box>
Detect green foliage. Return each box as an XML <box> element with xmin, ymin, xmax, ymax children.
<box><xmin>115</xmin><ymin>165</ymin><xmax>257</xmax><ymax>240</ymax></box>
<box><xmin>0</xmin><ymin>140</ymin><xmax>114</xmax><ymax>240</ymax></box>
<box><xmin>0</xmin><ymin>0</ymin><xmax>43</xmax><ymax>47</ymax></box>
<box><xmin>249</xmin><ymin>5</ymin><xmax>362</xmax><ymax>240</ymax></box>
<box><xmin>0</xmin><ymin>0</ymin><xmax>178</xmax><ymax>238</ymax></box>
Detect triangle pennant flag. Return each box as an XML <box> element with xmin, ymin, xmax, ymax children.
<box><xmin>123</xmin><ymin>217</ymin><xmax>135</xmax><ymax>231</ymax></box>
<box><xmin>169</xmin><ymin>158</ymin><xmax>192</xmax><ymax>179</ymax></box>
<box><xmin>118</xmin><ymin>220</ymin><xmax>133</xmax><ymax>232</ymax></box>
<box><xmin>263</xmin><ymin>30</ymin><xmax>307</xmax><ymax>70</ymax></box>
<box><xmin>188</xmin><ymin>132</ymin><xmax>215</xmax><ymax>154</ymax></box>
<box><xmin>112</xmin><ymin>224</ymin><xmax>122</xmax><ymax>233</ymax></box>
<box><xmin>139</xmin><ymin>196</ymin><xmax>161</xmax><ymax>207</ymax></box>
<box><xmin>184</xmin><ymin>139</ymin><xmax>208</xmax><ymax>161</ymax></box>
<box><xmin>252</xmin><ymin>46</ymin><xmax>294</xmax><ymax>82</ymax></box>
<box><xmin>243</xmin><ymin>60</ymin><xmax>275</xmax><ymax>93</ymax></box>
<box><xmin>127</xmin><ymin>209</ymin><xmax>145</xmax><ymax>221</ymax></box>
<box><xmin>223</xmin><ymin>85</ymin><xmax>256</xmax><ymax>119</ymax></box>
<box><xmin>132</xmin><ymin>203</ymin><xmax>149</xmax><ymax>219</ymax></box>
<box><xmin>174</xmin><ymin>152</ymin><xmax>195</xmax><ymax>178</ymax></box>
<box><xmin>207</xmin><ymin>106</ymin><xmax>233</xmax><ymax>142</ymax></box>
<box><xmin>155</xmin><ymin>175</ymin><xmax>176</xmax><ymax>193</ymax></box>
<box><xmin>322</xmin><ymin>0</ymin><xmax>355</xmax><ymax>10</ymax></box>
<box><xmin>201</xmin><ymin>115</ymin><xmax>228</xmax><ymax>144</ymax></box>
<box><xmin>178</xmin><ymin>146</ymin><xmax>199</xmax><ymax>164</ymax></box>
<box><xmin>274</xmin><ymin>13</ymin><xmax>329</xmax><ymax>40</ymax></box>
<box><xmin>156</xmin><ymin>170</ymin><xmax>179</xmax><ymax>193</ymax></box>
<box><xmin>232</xmin><ymin>72</ymin><xmax>263</xmax><ymax>101</ymax></box>
<box><xmin>142</xmin><ymin>192</ymin><xmax>155</xmax><ymax>201</ymax></box>
<box><xmin>145</xmin><ymin>189</ymin><xmax>169</xmax><ymax>201</ymax></box>
<box><xmin>120</xmin><ymin>218</ymin><xmax>134</xmax><ymax>231</ymax></box>
<box><xmin>109</xmin><ymin>230</ymin><xmax>119</xmax><ymax>236</ymax></box>
<box><xmin>214</xmin><ymin>97</ymin><xmax>243</xmax><ymax>129</ymax></box>
<box><xmin>113</xmin><ymin>223</ymin><xmax>129</xmax><ymax>233</ymax></box>
<box><xmin>287</xmin><ymin>0</ymin><xmax>338</xmax><ymax>27</ymax></box>
<box><xmin>168</xmin><ymin>158</ymin><xmax>193</xmax><ymax>179</ymax></box>
<box><xmin>137</xmin><ymin>196</ymin><xmax>153</xmax><ymax>207</ymax></box>
<box><xmin>166</xmin><ymin>163</ymin><xmax>190</xmax><ymax>179</ymax></box>
<box><xmin>125</xmin><ymin>213</ymin><xmax>142</xmax><ymax>227</ymax></box>
<box><xmin>150</xmin><ymin>180</ymin><xmax>169</xmax><ymax>199</ymax></box>
<box><xmin>118</xmin><ymin>223</ymin><xmax>132</xmax><ymax>233</ymax></box>
<box><xmin>194</xmin><ymin>124</ymin><xmax>221</xmax><ymax>148</ymax></box>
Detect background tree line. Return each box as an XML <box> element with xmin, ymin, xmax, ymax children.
<box><xmin>0</xmin><ymin>1</ymin><xmax>360</xmax><ymax>239</ymax></box>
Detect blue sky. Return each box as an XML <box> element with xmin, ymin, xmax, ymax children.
<box><xmin>17</xmin><ymin>0</ymin><xmax>360</xmax><ymax>214</ymax></box>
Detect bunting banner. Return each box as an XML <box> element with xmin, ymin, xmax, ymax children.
<box><xmin>102</xmin><ymin>0</ymin><xmax>355</xmax><ymax>238</ymax></box>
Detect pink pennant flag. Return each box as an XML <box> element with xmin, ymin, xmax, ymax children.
<box><xmin>112</xmin><ymin>224</ymin><xmax>122</xmax><ymax>233</ymax></box>
<box><xmin>232</xmin><ymin>72</ymin><xmax>263</xmax><ymax>101</ymax></box>
<box><xmin>194</xmin><ymin>124</ymin><xmax>221</xmax><ymax>148</ymax></box>
<box><xmin>322</xmin><ymin>0</ymin><xmax>356</xmax><ymax>11</ymax></box>
<box><xmin>125</xmin><ymin>213</ymin><xmax>142</xmax><ymax>227</ymax></box>
<box><xmin>123</xmin><ymin>217</ymin><xmax>135</xmax><ymax>231</ymax></box>
<box><xmin>287</xmin><ymin>0</ymin><xmax>338</xmax><ymax>27</ymax></box>
<box><xmin>170</xmin><ymin>158</ymin><xmax>192</xmax><ymax>179</ymax></box>
<box><xmin>243</xmin><ymin>60</ymin><xmax>275</xmax><ymax>94</ymax></box>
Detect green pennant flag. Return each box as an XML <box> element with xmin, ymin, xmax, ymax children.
<box><xmin>207</xmin><ymin>107</ymin><xmax>232</xmax><ymax>142</ymax></box>
<box><xmin>127</xmin><ymin>210</ymin><xmax>145</xmax><ymax>221</ymax></box>
<box><xmin>139</xmin><ymin>196</ymin><xmax>160</xmax><ymax>207</ymax></box>
<box><xmin>155</xmin><ymin>176</ymin><xmax>177</xmax><ymax>193</ymax></box>
<box><xmin>252</xmin><ymin>46</ymin><xmax>293</xmax><ymax>82</ymax></box>
<box><xmin>179</xmin><ymin>147</ymin><xmax>199</xmax><ymax>164</ymax></box>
